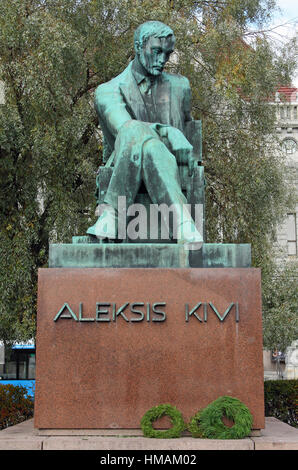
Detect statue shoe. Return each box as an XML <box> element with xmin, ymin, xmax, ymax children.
<box><xmin>177</xmin><ymin>220</ymin><xmax>203</xmax><ymax>250</ymax></box>
<box><xmin>86</xmin><ymin>206</ymin><xmax>117</xmax><ymax>240</ymax></box>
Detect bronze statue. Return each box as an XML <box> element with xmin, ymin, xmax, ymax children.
<box><xmin>87</xmin><ymin>21</ymin><xmax>203</xmax><ymax>249</ymax></box>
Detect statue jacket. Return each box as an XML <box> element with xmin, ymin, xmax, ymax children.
<box><xmin>94</xmin><ymin>60</ymin><xmax>192</xmax><ymax>164</ymax></box>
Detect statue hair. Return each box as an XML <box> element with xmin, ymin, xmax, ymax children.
<box><xmin>134</xmin><ymin>21</ymin><xmax>175</xmax><ymax>49</ymax></box>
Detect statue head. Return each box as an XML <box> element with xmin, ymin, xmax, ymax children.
<box><xmin>134</xmin><ymin>21</ymin><xmax>175</xmax><ymax>76</ymax></box>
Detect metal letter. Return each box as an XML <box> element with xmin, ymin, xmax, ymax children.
<box><xmin>79</xmin><ymin>302</ymin><xmax>95</xmax><ymax>322</ymax></box>
<box><xmin>130</xmin><ymin>303</ymin><xmax>145</xmax><ymax>322</ymax></box>
<box><xmin>96</xmin><ymin>303</ymin><xmax>111</xmax><ymax>322</ymax></box>
<box><xmin>53</xmin><ymin>303</ymin><xmax>78</xmax><ymax>322</ymax></box>
<box><xmin>204</xmin><ymin>302</ymin><xmax>208</xmax><ymax>322</ymax></box>
<box><xmin>146</xmin><ymin>303</ymin><xmax>150</xmax><ymax>322</ymax></box>
<box><xmin>152</xmin><ymin>302</ymin><xmax>166</xmax><ymax>322</ymax></box>
<box><xmin>113</xmin><ymin>302</ymin><xmax>130</xmax><ymax>322</ymax></box>
<box><xmin>236</xmin><ymin>302</ymin><xmax>240</xmax><ymax>322</ymax></box>
<box><xmin>185</xmin><ymin>302</ymin><xmax>202</xmax><ymax>322</ymax></box>
<box><xmin>209</xmin><ymin>302</ymin><xmax>234</xmax><ymax>322</ymax></box>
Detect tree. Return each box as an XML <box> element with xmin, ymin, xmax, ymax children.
<box><xmin>262</xmin><ymin>259</ymin><xmax>298</xmax><ymax>352</ymax></box>
<box><xmin>0</xmin><ymin>0</ymin><xmax>296</xmax><ymax>343</ymax></box>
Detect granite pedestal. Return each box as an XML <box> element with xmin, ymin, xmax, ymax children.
<box><xmin>34</xmin><ymin>256</ymin><xmax>265</xmax><ymax>431</ymax></box>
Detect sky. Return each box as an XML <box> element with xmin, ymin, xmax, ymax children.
<box><xmin>267</xmin><ymin>0</ymin><xmax>298</xmax><ymax>86</ymax></box>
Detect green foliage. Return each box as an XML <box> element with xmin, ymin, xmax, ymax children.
<box><xmin>142</xmin><ymin>397</ymin><xmax>253</xmax><ymax>439</ymax></box>
<box><xmin>0</xmin><ymin>0</ymin><xmax>296</xmax><ymax>343</ymax></box>
<box><xmin>262</xmin><ymin>259</ymin><xmax>298</xmax><ymax>352</ymax></box>
<box><xmin>188</xmin><ymin>410</ymin><xmax>204</xmax><ymax>438</ymax></box>
<box><xmin>140</xmin><ymin>403</ymin><xmax>186</xmax><ymax>438</ymax></box>
<box><xmin>193</xmin><ymin>396</ymin><xmax>253</xmax><ymax>439</ymax></box>
<box><xmin>264</xmin><ymin>380</ymin><xmax>298</xmax><ymax>428</ymax></box>
<box><xmin>0</xmin><ymin>383</ymin><xmax>34</xmax><ymax>430</ymax></box>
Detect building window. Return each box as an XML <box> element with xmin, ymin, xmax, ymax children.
<box><xmin>287</xmin><ymin>213</ymin><xmax>297</xmax><ymax>256</ymax></box>
<box><xmin>280</xmin><ymin>106</ymin><xmax>285</xmax><ymax>119</ymax></box>
<box><xmin>286</xmin><ymin>106</ymin><xmax>291</xmax><ymax>119</ymax></box>
<box><xmin>0</xmin><ymin>348</ymin><xmax>35</xmax><ymax>380</ymax></box>
<box><xmin>281</xmin><ymin>138</ymin><xmax>297</xmax><ymax>154</ymax></box>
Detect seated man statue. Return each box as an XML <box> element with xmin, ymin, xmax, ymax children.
<box><xmin>87</xmin><ymin>20</ymin><xmax>203</xmax><ymax>249</ymax></box>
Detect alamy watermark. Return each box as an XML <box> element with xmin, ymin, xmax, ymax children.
<box><xmin>96</xmin><ymin>196</ymin><xmax>203</xmax><ymax>249</ymax></box>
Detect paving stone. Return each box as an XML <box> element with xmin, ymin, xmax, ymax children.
<box><xmin>1</xmin><ymin>418</ymin><xmax>297</xmax><ymax>450</ymax></box>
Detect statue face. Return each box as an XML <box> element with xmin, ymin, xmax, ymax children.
<box><xmin>137</xmin><ymin>35</ymin><xmax>174</xmax><ymax>76</ymax></box>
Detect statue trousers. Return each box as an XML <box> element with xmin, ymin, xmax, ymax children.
<box><xmin>104</xmin><ymin>120</ymin><xmax>188</xmax><ymax>220</ymax></box>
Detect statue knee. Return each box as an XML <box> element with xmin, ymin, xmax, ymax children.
<box><xmin>143</xmin><ymin>137</ymin><xmax>163</xmax><ymax>155</ymax></box>
<box><xmin>144</xmin><ymin>138</ymin><xmax>175</xmax><ymax>162</ymax></box>
<box><xmin>116</xmin><ymin>120</ymin><xmax>157</xmax><ymax>149</ymax></box>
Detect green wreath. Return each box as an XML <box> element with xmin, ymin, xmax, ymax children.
<box><xmin>190</xmin><ymin>396</ymin><xmax>253</xmax><ymax>439</ymax></box>
<box><xmin>140</xmin><ymin>404</ymin><xmax>186</xmax><ymax>438</ymax></box>
<box><xmin>188</xmin><ymin>410</ymin><xmax>204</xmax><ymax>438</ymax></box>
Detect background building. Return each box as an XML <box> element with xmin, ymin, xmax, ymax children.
<box><xmin>274</xmin><ymin>86</ymin><xmax>298</xmax><ymax>258</ymax></box>
<box><xmin>263</xmin><ymin>85</ymin><xmax>298</xmax><ymax>380</ymax></box>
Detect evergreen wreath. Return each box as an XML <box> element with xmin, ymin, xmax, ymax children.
<box><xmin>188</xmin><ymin>410</ymin><xmax>204</xmax><ymax>438</ymax></box>
<box><xmin>140</xmin><ymin>404</ymin><xmax>186</xmax><ymax>438</ymax></box>
<box><xmin>194</xmin><ymin>396</ymin><xmax>253</xmax><ymax>439</ymax></box>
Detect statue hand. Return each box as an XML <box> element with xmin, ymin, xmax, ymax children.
<box><xmin>160</xmin><ymin>126</ymin><xmax>195</xmax><ymax>176</ymax></box>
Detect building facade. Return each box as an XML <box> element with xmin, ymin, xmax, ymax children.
<box><xmin>263</xmin><ymin>86</ymin><xmax>298</xmax><ymax>380</ymax></box>
<box><xmin>275</xmin><ymin>87</ymin><xmax>298</xmax><ymax>258</ymax></box>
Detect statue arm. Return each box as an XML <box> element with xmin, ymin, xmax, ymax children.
<box><xmin>182</xmin><ymin>77</ymin><xmax>193</xmax><ymax>124</ymax></box>
<box><xmin>151</xmin><ymin>78</ymin><xmax>195</xmax><ymax>176</ymax></box>
<box><xmin>94</xmin><ymin>84</ymin><xmax>133</xmax><ymax>139</ymax></box>
<box><xmin>151</xmin><ymin>76</ymin><xmax>193</xmax><ymax>137</ymax></box>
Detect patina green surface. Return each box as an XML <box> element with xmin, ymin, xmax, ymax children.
<box><xmin>90</xmin><ymin>165</ymin><xmax>205</xmax><ymax>243</ymax></box>
<box><xmin>49</xmin><ymin>243</ymin><xmax>251</xmax><ymax>268</ymax></box>
<box><xmin>52</xmin><ymin>21</ymin><xmax>251</xmax><ymax>270</ymax></box>
<box><xmin>87</xmin><ymin>21</ymin><xmax>203</xmax><ymax>247</ymax></box>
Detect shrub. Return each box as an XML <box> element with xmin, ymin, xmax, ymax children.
<box><xmin>0</xmin><ymin>384</ymin><xmax>34</xmax><ymax>430</ymax></box>
<box><xmin>264</xmin><ymin>379</ymin><xmax>298</xmax><ymax>428</ymax></box>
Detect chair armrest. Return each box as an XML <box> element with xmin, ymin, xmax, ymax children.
<box><xmin>185</xmin><ymin>120</ymin><xmax>202</xmax><ymax>163</ymax></box>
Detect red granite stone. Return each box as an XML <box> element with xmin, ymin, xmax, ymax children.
<box><xmin>34</xmin><ymin>268</ymin><xmax>265</xmax><ymax>430</ymax></box>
